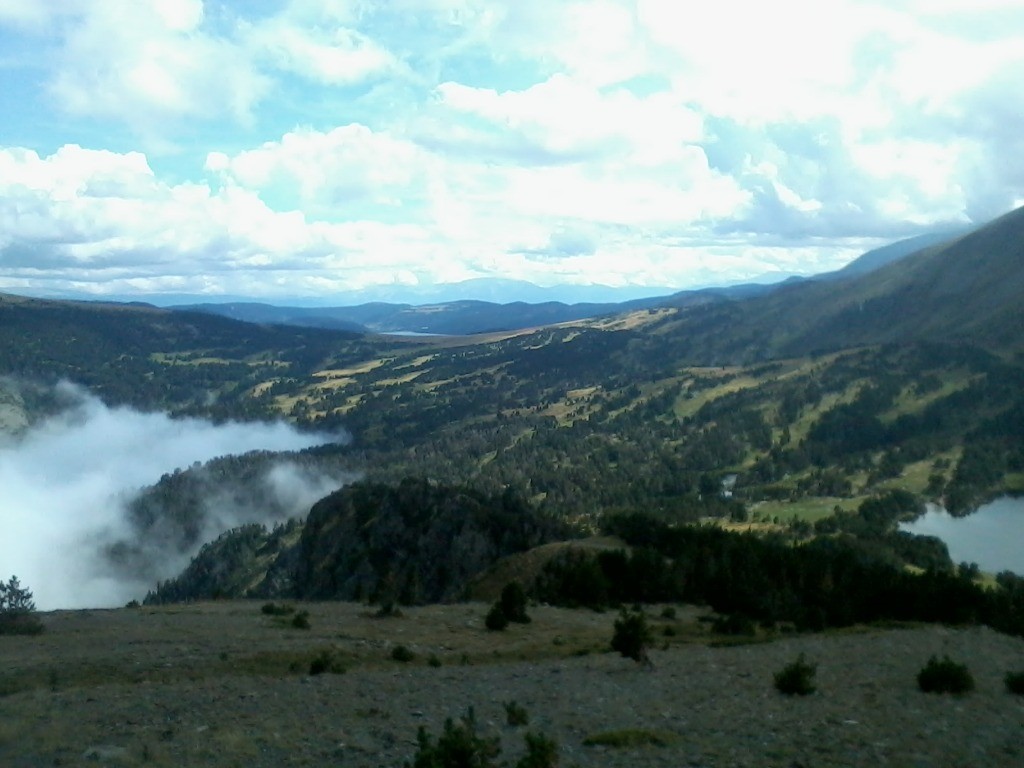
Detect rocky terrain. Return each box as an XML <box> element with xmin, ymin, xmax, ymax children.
<box><xmin>1</xmin><ymin>602</ymin><xmax>1022</xmax><ymax>767</ymax></box>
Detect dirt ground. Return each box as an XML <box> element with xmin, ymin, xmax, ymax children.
<box><xmin>1</xmin><ymin>601</ymin><xmax>1023</xmax><ymax>767</ymax></box>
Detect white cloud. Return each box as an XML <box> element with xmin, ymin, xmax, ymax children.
<box><xmin>48</xmin><ymin>0</ymin><xmax>267</xmax><ymax>129</ymax></box>
<box><xmin>246</xmin><ymin>20</ymin><xmax>398</xmax><ymax>85</ymax></box>
<box><xmin>1</xmin><ymin>1</ymin><xmax>1024</xmax><ymax>298</ymax></box>
<box><xmin>434</xmin><ymin>74</ymin><xmax>703</xmax><ymax>162</ymax></box>
<box><xmin>207</xmin><ymin>124</ymin><xmax>429</xmax><ymax>210</ymax></box>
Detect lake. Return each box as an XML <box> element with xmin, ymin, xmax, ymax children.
<box><xmin>900</xmin><ymin>496</ymin><xmax>1024</xmax><ymax>575</ymax></box>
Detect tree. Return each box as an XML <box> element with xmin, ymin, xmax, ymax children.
<box><xmin>0</xmin><ymin>575</ymin><xmax>43</xmax><ymax>635</ymax></box>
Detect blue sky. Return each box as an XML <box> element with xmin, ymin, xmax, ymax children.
<box><xmin>1</xmin><ymin>0</ymin><xmax>1023</xmax><ymax>303</ymax></box>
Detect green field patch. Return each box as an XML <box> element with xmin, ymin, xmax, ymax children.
<box><xmin>673</xmin><ymin>373</ymin><xmax>765</xmax><ymax>420</ymax></box>
<box><xmin>749</xmin><ymin>497</ymin><xmax>855</xmax><ymax>524</ymax></box>
<box><xmin>314</xmin><ymin>359</ymin><xmax>386</xmax><ymax>380</ymax></box>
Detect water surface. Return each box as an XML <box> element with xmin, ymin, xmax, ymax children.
<box><xmin>900</xmin><ymin>496</ymin><xmax>1024</xmax><ymax>575</ymax></box>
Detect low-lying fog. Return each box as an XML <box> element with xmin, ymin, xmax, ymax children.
<box><xmin>0</xmin><ymin>383</ymin><xmax>348</xmax><ymax>610</ymax></box>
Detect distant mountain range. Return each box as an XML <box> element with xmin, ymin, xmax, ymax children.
<box><xmin>2</xmin><ymin>210</ymin><xmax>1017</xmax><ymax>354</ymax></box>
<box><xmin>166</xmin><ymin>227</ymin><xmax>975</xmax><ymax>337</ymax></box>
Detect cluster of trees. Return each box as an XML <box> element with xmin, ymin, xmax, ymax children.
<box><xmin>534</xmin><ymin>509</ymin><xmax>1024</xmax><ymax>637</ymax></box>
<box><xmin>147</xmin><ymin>479</ymin><xmax>568</xmax><ymax>606</ymax></box>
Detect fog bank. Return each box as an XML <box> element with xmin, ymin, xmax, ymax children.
<box><xmin>0</xmin><ymin>383</ymin><xmax>347</xmax><ymax>610</ymax></box>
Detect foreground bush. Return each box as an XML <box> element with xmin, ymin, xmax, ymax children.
<box><xmin>504</xmin><ymin>700</ymin><xmax>529</xmax><ymax>727</ymax></box>
<box><xmin>486</xmin><ymin>581</ymin><xmax>531</xmax><ymax>631</ymax></box>
<box><xmin>407</xmin><ymin>708</ymin><xmax>500</xmax><ymax>768</ymax></box>
<box><xmin>308</xmin><ymin>648</ymin><xmax>346</xmax><ymax>675</ymax></box>
<box><xmin>391</xmin><ymin>645</ymin><xmax>416</xmax><ymax>663</ymax></box>
<box><xmin>773</xmin><ymin>654</ymin><xmax>817</xmax><ymax>696</ymax></box>
<box><xmin>611</xmin><ymin>607</ymin><xmax>653</xmax><ymax>665</ymax></box>
<box><xmin>517</xmin><ymin>732</ymin><xmax>559</xmax><ymax>768</ymax></box>
<box><xmin>499</xmin><ymin>582</ymin><xmax>531</xmax><ymax>624</ymax></box>
<box><xmin>485</xmin><ymin>602</ymin><xmax>510</xmax><ymax>631</ymax></box>
<box><xmin>261</xmin><ymin>602</ymin><xmax>295</xmax><ymax>616</ymax></box>
<box><xmin>917</xmin><ymin>655</ymin><xmax>974</xmax><ymax>694</ymax></box>
<box><xmin>406</xmin><ymin>707</ymin><xmax>558</xmax><ymax>768</ymax></box>
<box><xmin>1005</xmin><ymin>671</ymin><xmax>1024</xmax><ymax>695</ymax></box>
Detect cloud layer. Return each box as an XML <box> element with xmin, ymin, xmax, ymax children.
<box><xmin>0</xmin><ymin>384</ymin><xmax>346</xmax><ymax>610</ymax></box>
<box><xmin>1</xmin><ymin>1</ymin><xmax>1023</xmax><ymax>300</ymax></box>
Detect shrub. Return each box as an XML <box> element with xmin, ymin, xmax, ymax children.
<box><xmin>0</xmin><ymin>575</ymin><xmax>43</xmax><ymax>636</ymax></box>
<box><xmin>427</xmin><ymin>654</ymin><xmax>443</xmax><ymax>668</ymax></box>
<box><xmin>407</xmin><ymin>707</ymin><xmax>500</xmax><ymax>768</ymax></box>
<box><xmin>773</xmin><ymin>654</ymin><xmax>817</xmax><ymax>696</ymax></box>
<box><xmin>1005</xmin><ymin>671</ymin><xmax>1024</xmax><ymax>695</ymax></box>
<box><xmin>485</xmin><ymin>602</ymin><xmax>510</xmax><ymax>631</ymax></box>
<box><xmin>309</xmin><ymin>648</ymin><xmax>346</xmax><ymax>675</ymax></box>
<box><xmin>712</xmin><ymin>613</ymin><xmax>756</xmax><ymax>636</ymax></box>
<box><xmin>500</xmin><ymin>582</ymin><xmax>531</xmax><ymax>624</ymax></box>
<box><xmin>917</xmin><ymin>655</ymin><xmax>974</xmax><ymax>694</ymax></box>
<box><xmin>504</xmin><ymin>700</ymin><xmax>529</xmax><ymax>727</ymax></box>
<box><xmin>261</xmin><ymin>602</ymin><xmax>295</xmax><ymax>616</ymax></box>
<box><xmin>610</xmin><ymin>607</ymin><xmax>652</xmax><ymax>665</ymax></box>
<box><xmin>291</xmin><ymin>610</ymin><xmax>311</xmax><ymax>630</ymax></box>
<box><xmin>516</xmin><ymin>732</ymin><xmax>558</xmax><ymax>768</ymax></box>
<box><xmin>391</xmin><ymin>645</ymin><xmax>416</xmax><ymax>663</ymax></box>
<box><xmin>659</xmin><ymin>606</ymin><xmax>677</xmax><ymax>620</ymax></box>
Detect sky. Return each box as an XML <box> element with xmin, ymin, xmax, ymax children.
<box><xmin>1</xmin><ymin>0</ymin><xmax>1023</xmax><ymax>304</ymax></box>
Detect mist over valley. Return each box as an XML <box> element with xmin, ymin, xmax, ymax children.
<box><xmin>0</xmin><ymin>381</ymin><xmax>350</xmax><ymax>609</ymax></box>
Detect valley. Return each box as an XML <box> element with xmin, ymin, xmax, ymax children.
<box><xmin>3</xmin><ymin>208</ymin><xmax>1024</xmax><ymax>766</ymax></box>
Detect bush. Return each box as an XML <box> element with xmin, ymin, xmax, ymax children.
<box><xmin>427</xmin><ymin>654</ymin><xmax>443</xmax><ymax>668</ymax></box>
<box><xmin>917</xmin><ymin>655</ymin><xmax>974</xmax><ymax>694</ymax></box>
<box><xmin>407</xmin><ymin>707</ymin><xmax>500</xmax><ymax>768</ymax></box>
<box><xmin>486</xmin><ymin>581</ymin><xmax>531</xmax><ymax>631</ymax></box>
<box><xmin>712</xmin><ymin>613</ymin><xmax>756</xmax><ymax>636</ymax></box>
<box><xmin>773</xmin><ymin>654</ymin><xmax>817</xmax><ymax>696</ymax></box>
<box><xmin>500</xmin><ymin>582</ymin><xmax>531</xmax><ymax>624</ymax></box>
<box><xmin>1005</xmin><ymin>671</ymin><xmax>1024</xmax><ymax>695</ymax></box>
<box><xmin>610</xmin><ymin>607</ymin><xmax>652</xmax><ymax>665</ymax></box>
<box><xmin>261</xmin><ymin>602</ymin><xmax>295</xmax><ymax>616</ymax></box>
<box><xmin>309</xmin><ymin>648</ymin><xmax>346</xmax><ymax>675</ymax></box>
<box><xmin>0</xmin><ymin>575</ymin><xmax>43</xmax><ymax>636</ymax></box>
<box><xmin>516</xmin><ymin>732</ymin><xmax>558</xmax><ymax>768</ymax></box>
<box><xmin>504</xmin><ymin>700</ymin><xmax>529</xmax><ymax>727</ymax></box>
<box><xmin>405</xmin><ymin>707</ymin><xmax>557</xmax><ymax>768</ymax></box>
<box><xmin>291</xmin><ymin>610</ymin><xmax>311</xmax><ymax>630</ymax></box>
<box><xmin>391</xmin><ymin>645</ymin><xmax>416</xmax><ymax>663</ymax></box>
<box><xmin>485</xmin><ymin>602</ymin><xmax>510</xmax><ymax>631</ymax></box>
